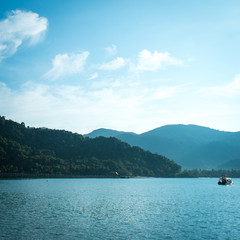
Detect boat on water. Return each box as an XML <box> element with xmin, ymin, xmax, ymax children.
<box><xmin>218</xmin><ymin>176</ymin><xmax>233</xmax><ymax>185</ymax></box>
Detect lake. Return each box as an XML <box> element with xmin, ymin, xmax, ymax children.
<box><xmin>1</xmin><ymin>178</ymin><xmax>240</xmax><ymax>239</ymax></box>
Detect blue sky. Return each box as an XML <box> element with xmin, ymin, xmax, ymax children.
<box><xmin>1</xmin><ymin>0</ymin><xmax>240</xmax><ymax>134</ymax></box>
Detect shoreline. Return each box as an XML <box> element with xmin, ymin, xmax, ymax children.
<box><xmin>0</xmin><ymin>173</ymin><xmax>133</xmax><ymax>179</ymax></box>
<box><xmin>0</xmin><ymin>173</ymin><xmax>224</xmax><ymax>179</ymax></box>
<box><xmin>1</xmin><ymin>172</ymin><xmax>239</xmax><ymax>179</ymax></box>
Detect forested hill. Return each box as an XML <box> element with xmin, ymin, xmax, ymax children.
<box><xmin>0</xmin><ymin>116</ymin><xmax>181</xmax><ymax>177</ymax></box>
<box><xmin>86</xmin><ymin>125</ymin><xmax>240</xmax><ymax>169</ymax></box>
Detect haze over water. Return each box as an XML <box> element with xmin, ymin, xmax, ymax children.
<box><xmin>1</xmin><ymin>178</ymin><xmax>240</xmax><ymax>239</ymax></box>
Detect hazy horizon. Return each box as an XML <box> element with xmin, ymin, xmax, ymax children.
<box><xmin>3</xmin><ymin>115</ymin><xmax>239</xmax><ymax>135</ymax></box>
<box><xmin>1</xmin><ymin>0</ymin><xmax>240</xmax><ymax>134</ymax></box>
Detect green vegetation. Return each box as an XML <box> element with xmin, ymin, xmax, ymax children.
<box><xmin>0</xmin><ymin>116</ymin><xmax>181</xmax><ymax>177</ymax></box>
<box><xmin>1</xmin><ymin>116</ymin><xmax>239</xmax><ymax>179</ymax></box>
<box><xmin>176</xmin><ymin>169</ymin><xmax>240</xmax><ymax>178</ymax></box>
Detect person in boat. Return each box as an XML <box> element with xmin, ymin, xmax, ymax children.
<box><xmin>218</xmin><ymin>176</ymin><xmax>233</xmax><ymax>185</ymax></box>
<box><xmin>222</xmin><ymin>177</ymin><xmax>226</xmax><ymax>184</ymax></box>
<box><xmin>218</xmin><ymin>177</ymin><xmax>225</xmax><ymax>184</ymax></box>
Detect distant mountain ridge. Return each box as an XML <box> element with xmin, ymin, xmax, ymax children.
<box><xmin>85</xmin><ymin>125</ymin><xmax>240</xmax><ymax>169</ymax></box>
<box><xmin>86</xmin><ymin>128</ymin><xmax>137</xmax><ymax>138</ymax></box>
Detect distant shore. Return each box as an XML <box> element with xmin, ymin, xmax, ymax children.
<box><xmin>1</xmin><ymin>170</ymin><xmax>240</xmax><ymax>179</ymax></box>
<box><xmin>0</xmin><ymin>173</ymin><xmax>229</xmax><ymax>179</ymax></box>
<box><xmin>0</xmin><ymin>173</ymin><xmax>132</xmax><ymax>179</ymax></box>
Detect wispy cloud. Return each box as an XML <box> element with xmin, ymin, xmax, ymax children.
<box><xmin>0</xmin><ymin>10</ymin><xmax>48</xmax><ymax>61</ymax></box>
<box><xmin>44</xmin><ymin>51</ymin><xmax>89</xmax><ymax>80</ymax></box>
<box><xmin>187</xmin><ymin>57</ymin><xmax>196</xmax><ymax>62</ymax></box>
<box><xmin>152</xmin><ymin>86</ymin><xmax>180</xmax><ymax>99</ymax></box>
<box><xmin>105</xmin><ymin>44</ymin><xmax>117</xmax><ymax>57</ymax></box>
<box><xmin>134</xmin><ymin>49</ymin><xmax>183</xmax><ymax>71</ymax></box>
<box><xmin>199</xmin><ymin>74</ymin><xmax>240</xmax><ymax>97</ymax></box>
<box><xmin>97</xmin><ymin>57</ymin><xmax>127</xmax><ymax>70</ymax></box>
<box><xmin>89</xmin><ymin>72</ymin><xmax>99</xmax><ymax>80</ymax></box>
<box><xmin>0</xmin><ymin>78</ymin><xmax>182</xmax><ymax>133</ymax></box>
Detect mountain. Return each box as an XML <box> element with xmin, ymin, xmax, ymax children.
<box><xmin>85</xmin><ymin>125</ymin><xmax>240</xmax><ymax>169</ymax></box>
<box><xmin>86</xmin><ymin>128</ymin><xmax>136</xmax><ymax>138</ymax></box>
<box><xmin>0</xmin><ymin>116</ymin><xmax>181</xmax><ymax>177</ymax></box>
<box><xmin>219</xmin><ymin>158</ymin><xmax>240</xmax><ymax>170</ymax></box>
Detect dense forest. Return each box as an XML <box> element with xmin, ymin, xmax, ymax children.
<box><xmin>0</xmin><ymin>116</ymin><xmax>181</xmax><ymax>177</ymax></box>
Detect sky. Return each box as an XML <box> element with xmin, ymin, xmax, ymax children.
<box><xmin>0</xmin><ymin>0</ymin><xmax>240</xmax><ymax>134</ymax></box>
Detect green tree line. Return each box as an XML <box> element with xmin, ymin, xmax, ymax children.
<box><xmin>176</xmin><ymin>168</ymin><xmax>240</xmax><ymax>178</ymax></box>
<box><xmin>0</xmin><ymin>116</ymin><xmax>181</xmax><ymax>177</ymax></box>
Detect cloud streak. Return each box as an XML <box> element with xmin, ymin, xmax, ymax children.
<box><xmin>105</xmin><ymin>44</ymin><xmax>117</xmax><ymax>57</ymax></box>
<box><xmin>199</xmin><ymin>74</ymin><xmax>240</xmax><ymax>97</ymax></box>
<box><xmin>153</xmin><ymin>86</ymin><xmax>180</xmax><ymax>99</ymax></box>
<box><xmin>97</xmin><ymin>57</ymin><xmax>127</xmax><ymax>70</ymax></box>
<box><xmin>135</xmin><ymin>49</ymin><xmax>183</xmax><ymax>71</ymax></box>
<box><xmin>44</xmin><ymin>51</ymin><xmax>90</xmax><ymax>80</ymax></box>
<box><xmin>0</xmin><ymin>10</ymin><xmax>48</xmax><ymax>61</ymax></box>
<box><xmin>0</xmin><ymin>79</ymin><xmax>182</xmax><ymax>133</ymax></box>
<box><xmin>89</xmin><ymin>72</ymin><xmax>99</xmax><ymax>80</ymax></box>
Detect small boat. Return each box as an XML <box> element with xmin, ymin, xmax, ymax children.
<box><xmin>218</xmin><ymin>175</ymin><xmax>233</xmax><ymax>185</ymax></box>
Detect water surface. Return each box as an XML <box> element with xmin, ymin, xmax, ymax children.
<box><xmin>1</xmin><ymin>178</ymin><xmax>240</xmax><ymax>239</ymax></box>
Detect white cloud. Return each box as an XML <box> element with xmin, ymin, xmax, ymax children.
<box><xmin>199</xmin><ymin>74</ymin><xmax>240</xmax><ymax>96</ymax></box>
<box><xmin>153</xmin><ymin>86</ymin><xmax>179</xmax><ymax>99</ymax></box>
<box><xmin>89</xmin><ymin>72</ymin><xmax>98</xmax><ymax>80</ymax></box>
<box><xmin>0</xmin><ymin>81</ymin><xmax>142</xmax><ymax>132</ymax></box>
<box><xmin>44</xmin><ymin>51</ymin><xmax>89</xmax><ymax>80</ymax></box>
<box><xmin>91</xmin><ymin>79</ymin><xmax>121</xmax><ymax>89</ymax></box>
<box><xmin>0</xmin><ymin>79</ymin><xmax>181</xmax><ymax>134</ymax></box>
<box><xmin>0</xmin><ymin>9</ymin><xmax>48</xmax><ymax>61</ymax></box>
<box><xmin>135</xmin><ymin>49</ymin><xmax>183</xmax><ymax>71</ymax></box>
<box><xmin>1</xmin><ymin>78</ymin><xmax>239</xmax><ymax>134</ymax></box>
<box><xmin>105</xmin><ymin>44</ymin><xmax>117</xmax><ymax>57</ymax></box>
<box><xmin>97</xmin><ymin>57</ymin><xmax>127</xmax><ymax>70</ymax></box>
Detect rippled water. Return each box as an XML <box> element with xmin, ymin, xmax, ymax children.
<box><xmin>1</xmin><ymin>178</ymin><xmax>240</xmax><ymax>239</ymax></box>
